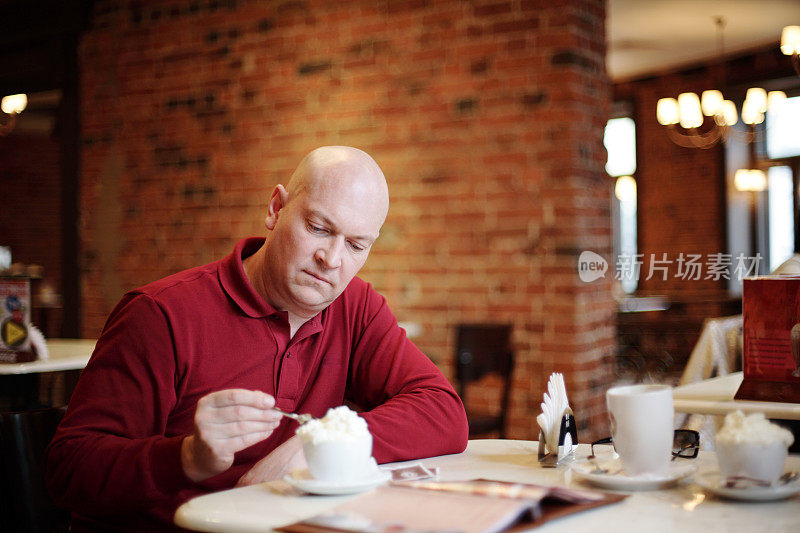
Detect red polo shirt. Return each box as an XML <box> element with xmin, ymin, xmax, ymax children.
<box><xmin>46</xmin><ymin>238</ymin><xmax>467</xmax><ymax>531</ymax></box>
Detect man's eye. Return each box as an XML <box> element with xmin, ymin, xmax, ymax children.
<box><xmin>307</xmin><ymin>223</ymin><xmax>326</xmax><ymax>234</ymax></box>
<box><xmin>348</xmin><ymin>241</ymin><xmax>366</xmax><ymax>252</ymax></box>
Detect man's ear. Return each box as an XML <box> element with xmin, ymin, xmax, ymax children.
<box><xmin>265</xmin><ymin>185</ymin><xmax>289</xmax><ymax>230</ymax></box>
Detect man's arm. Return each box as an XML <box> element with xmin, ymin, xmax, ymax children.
<box><xmin>347</xmin><ymin>285</ymin><xmax>469</xmax><ymax>463</ymax></box>
<box><xmin>45</xmin><ymin>294</ymin><xmax>280</xmax><ymax>522</ymax></box>
<box><xmin>45</xmin><ymin>294</ymin><xmax>195</xmax><ymax>520</ymax></box>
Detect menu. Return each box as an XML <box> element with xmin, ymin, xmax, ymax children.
<box><xmin>736</xmin><ymin>275</ymin><xmax>800</xmax><ymax>402</ymax></box>
<box><xmin>0</xmin><ymin>277</ymin><xmax>33</xmax><ymax>363</ymax></box>
<box><xmin>279</xmin><ymin>480</ymin><xmax>625</xmax><ymax>533</ymax></box>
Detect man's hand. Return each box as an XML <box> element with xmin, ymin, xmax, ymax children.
<box><xmin>181</xmin><ymin>389</ymin><xmax>281</xmax><ymax>483</ymax></box>
<box><xmin>236</xmin><ymin>435</ymin><xmax>307</xmax><ymax>486</ymax></box>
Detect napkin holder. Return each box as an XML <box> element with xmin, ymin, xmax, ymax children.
<box><xmin>538</xmin><ymin>408</ymin><xmax>578</xmax><ymax>466</ymax></box>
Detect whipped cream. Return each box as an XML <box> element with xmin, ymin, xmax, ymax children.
<box><xmin>716</xmin><ymin>410</ymin><xmax>794</xmax><ymax>447</ymax></box>
<box><xmin>295</xmin><ymin>406</ymin><xmax>370</xmax><ymax>445</ymax></box>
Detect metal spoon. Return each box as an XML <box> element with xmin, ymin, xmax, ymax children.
<box><xmin>273</xmin><ymin>407</ymin><xmax>315</xmax><ymax>425</ymax></box>
<box><xmin>586</xmin><ymin>449</ymin><xmax>619</xmax><ymax>475</ymax></box>
<box><xmin>587</xmin><ymin>456</ymin><xmax>607</xmax><ymax>474</ymax></box>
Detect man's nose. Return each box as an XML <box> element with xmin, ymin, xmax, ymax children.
<box><xmin>315</xmin><ymin>238</ymin><xmax>343</xmax><ymax>269</ymax></box>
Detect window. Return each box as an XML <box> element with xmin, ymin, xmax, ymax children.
<box><xmin>765</xmin><ymin>96</ymin><xmax>799</xmax><ymax>273</ymax></box>
<box><xmin>767</xmin><ymin>96</ymin><xmax>800</xmax><ymax>159</ymax></box>
<box><xmin>605</xmin><ymin>116</ymin><xmax>637</xmax><ymax>293</ymax></box>
<box><xmin>727</xmin><ymin>94</ymin><xmax>799</xmax><ymax>295</ymax></box>
<box><xmin>768</xmin><ymin>166</ymin><xmax>795</xmax><ymax>272</ymax></box>
<box><xmin>605</xmin><ymin>117</ymin><xmax>636</xmax><ymax>177</ymax></box>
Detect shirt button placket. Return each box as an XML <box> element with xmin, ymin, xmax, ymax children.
<box><xmin>275</xmin><ymin>346</ymin><xmax>299</xmax><ymax>411</ymax></box>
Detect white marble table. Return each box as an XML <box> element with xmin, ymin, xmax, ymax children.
<box><xmin>0</xmin><ymin>338</ymin><xmax>95</xmax><ymax>410</ymax></box>
<box><xmin>0</xmin><ymin>339</ymin><xmax>97</xmax><ymax>375</ymax></box>
<box><xmin>0</xmin><ymin>338</ymin><xmax>95</xmax><ymax>375</ymax></box>
<box><xmin>673</xmin><ymin>372</ymin><xmax>800</xmax><ymax>420</ymax></box>
<box><xmin>174</xmin><ymin>439</ymin><xmax>800</xmax><ymax>533</ymax></box>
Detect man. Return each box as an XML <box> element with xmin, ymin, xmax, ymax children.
<box><xmin>46</xmin><ymin>146</ymin><xmax>469</xmax><ymax>531</ymax></box>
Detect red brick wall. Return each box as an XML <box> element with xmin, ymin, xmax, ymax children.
<box><xmin>78</xmin><ymin>0</ymin><xmax>613</xmax><ymax>440</ymax></box>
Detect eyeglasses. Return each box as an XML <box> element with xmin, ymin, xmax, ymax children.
<box><xmin>590</xmin><ymin>429</ymin><xmax>700</xmax><ymax>459</ymax></box>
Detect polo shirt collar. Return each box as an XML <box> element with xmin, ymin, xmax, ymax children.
<box><xmin>218</xmin><ymin>237</ymin><xmax>325</xmax><ymax>335</ymax></box>
<box><xmin>219</xmin><ymin>237</ymin><xmax>277</xmax><ymax>318</ymax></box>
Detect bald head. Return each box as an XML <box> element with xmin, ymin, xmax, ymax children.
<box><xmin>248</xmin><ymin>146</ymin><xmax>390</xmax><ymax>325</ymax></box>
<box><xmin>286</xmin><ymin>146</ymin><xmax>389</xmax><ymax>226</ymax></box>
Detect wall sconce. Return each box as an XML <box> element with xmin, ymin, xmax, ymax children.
<box><xmin>0</xmin><ymin>94</ymin><xmax>28</xmax><ymax>136</ymax></box>
<box><xmin>782</xmin><ymin>25</ymin><xmax>800</xmax><ymax>76</ymax></box>
<box><xmin>735</xmin><ymin>167</ymin><xmax>767</xmax><ymax>269</ymax></box>
<box><xmin>734</xmin><ymin>169</ymin><xmax>767</xmax><ymax>192</ymax></box>
<box><xmin>614</xmin><ymin>175</ymin><xmax>637</xmax><ymax>202</ymax></box>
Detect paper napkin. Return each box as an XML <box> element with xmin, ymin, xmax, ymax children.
<box><xmin>536</xmin><ymin>373</ymin><xmax>576</xmax><ymax>458</ymax></box>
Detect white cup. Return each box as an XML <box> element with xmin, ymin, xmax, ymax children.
<box><xmin>606</xmin><ymin>384</ymin><xmax>674</xmax><ymax>476</ymax></box>
<box><xmin>301</xmin><ymin>433</ymin><xmax>373</xmax><ymax>483</ymax></box>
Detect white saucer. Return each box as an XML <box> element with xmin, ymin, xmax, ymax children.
<box><xmin>695</xmin><ymin>472</ymin><xmax>800</xmax><ymax>501</ymax></box>
<box><xmin>284</xmin><ymin>468</ymin><xmax>391</xmax><ymax>495</ymax></box>
<box><xmin>570</xmin><ymin>458</ymin><xmax>697</xmax><ymax>491</ymax></box>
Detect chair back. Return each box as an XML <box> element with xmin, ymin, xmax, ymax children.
<box><xmin>0</xmin><ymin>406</ymin><xmax>70</xmax><ymax>533</ymax></box>
<box><xmin>455</xmin><ymin>324</ymin><xmax>514</xmax><ymax>437</ymax></box>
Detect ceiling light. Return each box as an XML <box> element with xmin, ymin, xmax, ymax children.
<box><xmin>781</xmin><ymin>26</ymin><xmax>800</xmax><ymax>77</ymax></box>
<box><xmin>1</xmin><ymin>94</ymin><xmax>27</xmax><ymax>114</ymax></box>
<box><xmin>0</xmin><ymin>93</ymin><xmax>27</xmax><ymax>136</ymax></box>
<box><xmin>782</xmin><ymin>26</ymin><xmax>800</xmax><ymax>55</ymax></box>
<box><xmin>734</xmin><ymin>169</ymin><xmax>767</xmax><ymax>192</ymax></box>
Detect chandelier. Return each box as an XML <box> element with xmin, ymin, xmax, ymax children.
<box><xmin>655</xmin><ymin>18</ymin><xmax>786</xmax><ymax>149</ymax></box>
<box><xmin>0</xmin><ymin>94</ymin><xmax>27</xmax><ymax>136</ymax></box>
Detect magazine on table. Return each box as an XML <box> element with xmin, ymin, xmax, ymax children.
<box><xmin>278</xmin><ymin>479</ymin><xmax>626</xmax><ymax>533</ymax></box>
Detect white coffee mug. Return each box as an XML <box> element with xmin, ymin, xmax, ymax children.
<box><xmin>606</xmin><ymin>384</ymin><xmax>674</xmax><ymax>476</ymax></box>
<box><xmin>302</xmin><ymin>433</ymin><xmax>373</xmax><ymax>482</ymax></box>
